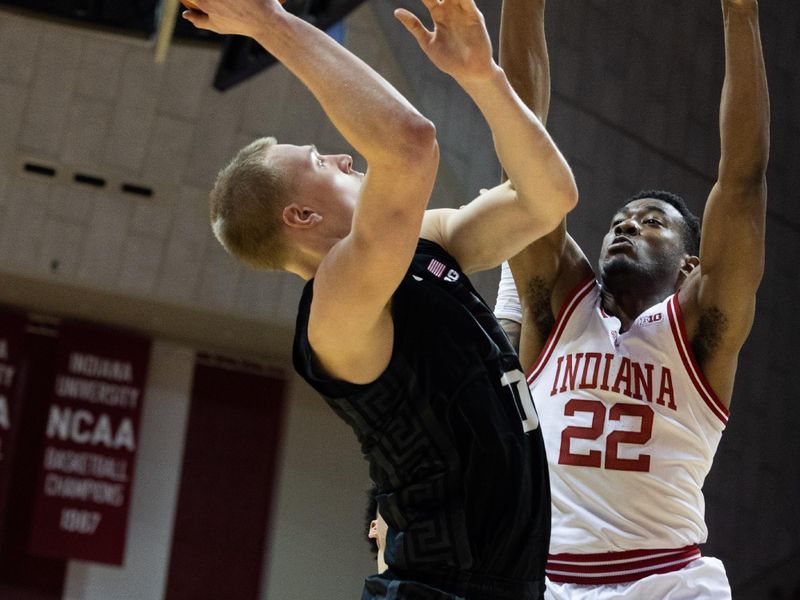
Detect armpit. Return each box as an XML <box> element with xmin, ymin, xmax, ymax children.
<box><xmin>526</xmin><ymin>276</ymin><xmax>555</xmax><ymax>342</ymax></box>
<box><xmin>692</xmin><ymin>306</ymin><xmax>729</xmax><ymax>364</ymax></box>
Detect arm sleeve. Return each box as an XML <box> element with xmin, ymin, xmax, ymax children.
<box><xmin>493</xmin><ymin>261</ymin><xmax>523</xmax><ymax>324</ymax></box>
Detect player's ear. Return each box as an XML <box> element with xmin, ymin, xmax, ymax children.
<box><xmin>368</xmin><ymin>520</ymin><xmax>378</xmax><ymax>539</ymax></box>
<box><xmin>678</xmin><ymin>255</ymin><xmax>700</xmax><ymax>284</ymax></box>
<box><xmin>283</xmin><ymin>203</ymin><xmax>322</xmax><ymax>229</ymax></box>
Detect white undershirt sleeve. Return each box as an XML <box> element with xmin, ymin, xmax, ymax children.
<box><xmin>493</xmin><ymin>261</ymin><xmax>523</xmax><ymax>324</ymax></box>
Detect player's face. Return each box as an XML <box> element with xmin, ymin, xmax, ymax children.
<box><xmin>598</xmin><ymin>199</ymin><xmax>689</xmax><ymax>281</ymax></box>
<box><xmin>368</xmin><ymin>510</ymin><xmax>389</xmax><ymax>574</ymax></box>
<box><xmin>268</xmin><ymin>143</ymin><xmax>364</xmax><ymax>224</ymax></box>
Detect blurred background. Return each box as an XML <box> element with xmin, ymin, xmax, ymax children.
<box><xmin>0</xmin><ymin>0</ymin><xmax>797</xmax><ymax>598</ymax></box>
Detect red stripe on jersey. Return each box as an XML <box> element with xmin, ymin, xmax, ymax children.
<box><xmin>526</xmin><ymin>276</ymin><xmax>596</xmax><ymax>385</ymax></box>
<box><xmin>547</xmin><ymin>545</ymin><xmax>701</xmax><ymax>584</ymax></box>
<box><xmin>666</xmin><ymin>295</ymin><xmax>729</xmax><ymax>425</ymax></box>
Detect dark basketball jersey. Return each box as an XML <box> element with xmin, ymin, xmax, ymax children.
<box><xmin>293</xmin><ymin>240</ymin><xmax>550</xmax><ymax>598</ymax></box>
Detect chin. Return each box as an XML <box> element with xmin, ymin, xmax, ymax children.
<box><xmin>599</xmin><ymin>256</ymin><xmax>648</xmax><ymax>284</ymax></box>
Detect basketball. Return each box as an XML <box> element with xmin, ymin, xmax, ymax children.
<box><xmin>180</xmin><ymin>0</ymin><xmax>202</xmax><ymax>11</ymax></box>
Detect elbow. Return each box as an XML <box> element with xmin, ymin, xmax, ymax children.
<box><xmin>392</xmin><ymin>116</ymin><xmax>439</xmax><ymax>170</ymax></box>
<box><xmin>563</xmin><ymin>176</ymin><xmax>580</xmax><ymax>213</ymax></box>
<box><xmin>718</xmin><ymin>136</ymin><xmax>770</xmax><ymax>188</ymax></box>
<box><xmin>545</xmin><ymin>150</ymin><xmax>580</xmax><ymax>216</ymax></box>
<box><xmin>401</xmin><ymin>115</ymin><xmax>438</xmax><ymax>160</ymax></box>
<box><xmin>718</xmin><ymin>160</ymin><xmax>768</xmax><ymax>193</ymax></box>
<box><xmin>552</xmin><ymin>169</ymin><xmax>579</xmax><ymax>218</ymax></box>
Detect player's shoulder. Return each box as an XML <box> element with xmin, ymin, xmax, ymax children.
<box><xmin>419</xmin><ymin>208</ymin><xmax>456</xmax><ymax>250</ymax></box>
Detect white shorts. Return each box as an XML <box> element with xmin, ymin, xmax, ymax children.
<box><xmin>544</xmin><ymin>557</ymin><xmax>731</xmax><ymax>600</ymax></box>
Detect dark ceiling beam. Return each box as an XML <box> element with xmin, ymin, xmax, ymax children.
<box><xmin>212</xmin><ymin>0</ymin><xmax>368</xmax><ymax>91</ymax></box>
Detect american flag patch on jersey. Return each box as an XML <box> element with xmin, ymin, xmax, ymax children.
<box><xmin>427</xmin><ymin>258</ymin><xmax>446</xmax><ymax>278</ymax></box>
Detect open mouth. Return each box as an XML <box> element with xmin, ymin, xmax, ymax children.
<box><xmin>610</xmin><ymin>236</ymin><xmax>633</xmax><ymax>246</ymax></box>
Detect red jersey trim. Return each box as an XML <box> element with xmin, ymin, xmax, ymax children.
<box><xmin>666</xmin><ymin>295</ymin><xmax>729</xmax><ymax>426</ymax></box>
<box><xmin>546</xmin><ymin>545</ymin><xmax>701</xmax><ymax>585</ymax></box>
<box><xmin>526</xmin><ymin>276</ymin><xmax>596</xmax><ymax>385</ymax></box>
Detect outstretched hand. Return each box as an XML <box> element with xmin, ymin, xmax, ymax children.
<box><xmin>395</xmin><ymin>0</ymin><xmax>496</xmax><ymax>82</ymax></box>
<box><xmin>181</xmin><ymin>0</ymin><xmax>286</xmax><ymax>38</ymax></box>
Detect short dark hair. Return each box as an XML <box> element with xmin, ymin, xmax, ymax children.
<box><xmin>365</xmin><ymin>484</ymin><xmax>378</xmax><ymax>556</ymax></box>
<box><xmin>624</xmin><ymin>189</ymin><xmax>701</xmax><ymax>255</ymax></box>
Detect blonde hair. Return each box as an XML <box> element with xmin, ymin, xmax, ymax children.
<box><xmin>209</xmin><ymin>137</ymin><xmax>291</xmax><ymax>270</ymax></box>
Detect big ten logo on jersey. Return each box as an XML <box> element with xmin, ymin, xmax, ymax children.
<box><xmin>501</xmin><ymin>370</ymin><xmax>539</xmax><ymax>432</ymax></box>
<box><xmin>635</xmin><ymin>312</ymin><xmax>663</xmax><ymax>327</ymax></box>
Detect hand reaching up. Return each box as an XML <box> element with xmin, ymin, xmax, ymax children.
<box><xmin>395</xmin><ymin>0</ymin><xmax>496</xmax><ymax>83</ymax></box>
<box><xmin>181</xmin><ymin>0</ymin><xmax>286</xmax><ymax>38</ymax></box>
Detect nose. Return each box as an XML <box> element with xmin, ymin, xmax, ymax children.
<box><xmin>336</xmin><ymin>154</ymin><xmax>353</xmax><ymax>173</ymax></box>
<box><xmin>614</xmin><ymin>218</ymin><xmax>639</xmax><ymax>236</ymax></box>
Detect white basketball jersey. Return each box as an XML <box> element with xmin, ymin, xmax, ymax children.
<box><xmin>529</xmin><ymin>277</ymin><xmax>729</xmax><ymax>558</ymax></box>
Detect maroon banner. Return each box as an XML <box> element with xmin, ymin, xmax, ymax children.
<box><xmin>28</xmin><ymin>323</ymin><xmax>151</xmax><ymax>565</ymax></box>
<box><xmin>0</xmin><ymin>310</ymin><xmax>26</xmax><ymax>522</ymax></box>
<box><xmin>166</xmin><ymin>355</ymin><xmax>286</xmax><ymax>600</ymax></box>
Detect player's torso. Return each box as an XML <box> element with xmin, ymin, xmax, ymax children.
<box><xmin>528</xmin><ymin>277</ymin><xmax>729</xmax><ymax>554</ymax></box>
<box><xmin>376</xmin><ymin>241</ymin><xmax>549</xmax><ymax>579</ymax></box>
<box><xmin>294</xmin><ymin>240</ymin><xmax>550</xmax><ymax>582</ymax></box>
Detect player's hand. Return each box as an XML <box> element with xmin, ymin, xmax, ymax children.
<box><xmin>395</xmin><ymin>0</ymin><xmax>495</xmax><ymax>83</ymax></box>
<box><xmin>181</xmin><ymin>0</ymin><xmax>286</xmax><ymax>38</ymax></box>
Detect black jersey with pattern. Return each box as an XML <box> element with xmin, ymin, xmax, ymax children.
<box><xmin>293</xmin><ymin>240</ymin><xmax>550</xmax><ymax>596</ymax></box>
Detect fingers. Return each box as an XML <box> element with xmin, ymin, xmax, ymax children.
<box><xmin>180</xmin><ymin>0</ymin><xmax>204</xmax><ymax>10</ymax></box>
<box><xmin>181</xmin><ymin>8</ymin><xmax>211</xmax><ymax>29</ymax></box>
<box><xmin>457</xmin><ymin>0</ymin><xmax>475</xmax><ymax>12</ymax></box>
<box><xmin>394</xmin><ymin>9</ymin><xmax>433</xmax><ymax>47</ymax></box>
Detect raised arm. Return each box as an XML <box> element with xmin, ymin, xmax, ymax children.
<box><xmin>680</xmin><ymin>0</ymin><xmax>769</xmax><ymax>405</ymax></box>
<box><xmin>491</xmin><ymin>0</ymin><xmax>590</xmax><ymax>365</ymax></box>
<box><xmin>499</xmin><ymin>0</ymin><xmax>550</xmax><ymax>128</ymax></box>
<box><xmin>184</xmin><ymin>0</ymin><xmax>435</xmax><ymax>170</ymax></box>
<box><xmin>185</xmin><ymin>0</ymin><xmax>439</xmax><ymax>384</ymax></box>
<box><xmin>397</xmin><ymin>0</ymin><xmax>577</xmax><ymax>274</ymax></box>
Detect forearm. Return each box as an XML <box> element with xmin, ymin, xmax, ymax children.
<box><xmin>499</xmin><ymin>0</ymin><xmax>549</xmax><ymax>124</ymax></box>
<box><xmin>254</xmin><ymin>13</ymin><xmax>434</xmax><ymax>162</ymax></box>
<box><xmin>718</xmin><ymin>0</ymin><xmax>770</xmax><ymax>187</ymax></box>
<box><xmin>460</xmin><ymin>69</ymin><xmax>576</xmax><ymax>213</ymax></box>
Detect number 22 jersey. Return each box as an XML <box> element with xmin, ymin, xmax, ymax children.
<box><xmin>527</xmin><ymin>277</ymin><xmax>729</xmax><ymax>581</ymax></box>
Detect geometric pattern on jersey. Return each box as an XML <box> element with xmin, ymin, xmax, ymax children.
<box><xmin>526</xmin><ymin>276</ymin><xmax>728</xmax><ymax>583</ymax></box>
<box><xmin>293</xmin><ymin>239</ymin><xmax>549</xmax><ymax>596</ymax></box>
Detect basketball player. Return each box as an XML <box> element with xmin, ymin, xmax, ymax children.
<box><xmin>183</xmin><ymin>0</ymin><xmax>577</xmax><ymax>598</ymax></box>
<box><xmin>494</xmin><ymin>0</ymin><xmax>769</xmax><ymax>597</ymax></box>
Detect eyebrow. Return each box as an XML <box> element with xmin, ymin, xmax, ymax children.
<box><xmin>616</xmin><ymin>204</ymin><xmax>670</xmax><ymax>219</ymax></box>
<box><xmin>641</xmin><ymin>204</ymin><xmax>669</xmax><ymax>215</ymax></box>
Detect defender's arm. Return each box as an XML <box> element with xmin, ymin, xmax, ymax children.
<box><xmin>680</xmin><ymin>0</ymin><xmax>769</xmax><ymax>406</ymax></box>
<box><xmin>491</xmin><ymin>0</ymin><xmax>590</xmax><ymax>365</ymax></box>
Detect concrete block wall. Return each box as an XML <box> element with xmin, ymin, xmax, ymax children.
<box><xmin>0</xmin><ymin>4</ymin><xmax>419</xmax><ymax>331</ymax></box>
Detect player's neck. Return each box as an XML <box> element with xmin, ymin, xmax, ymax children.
<box><xmin>600</xmin><ymin>281</ymin><xmax>674</xmax><ymax>332</ymax></box>
<box><xmin>286</xmin><ymin>234</ymin><xmax>340</xmax><ymax>281</ymax></box>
